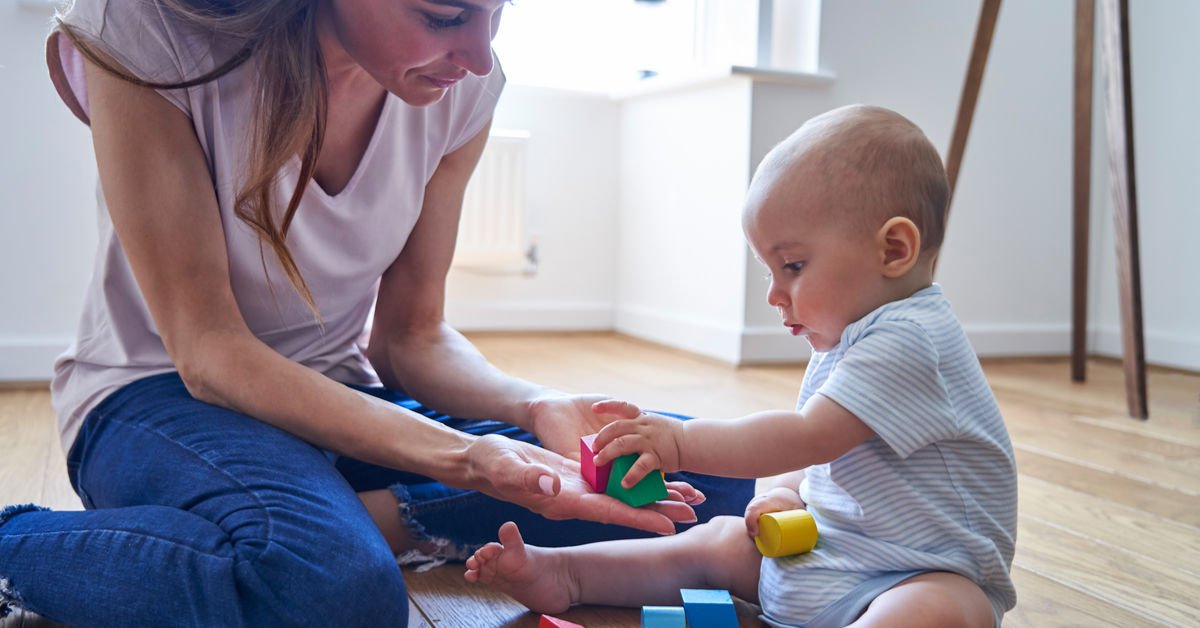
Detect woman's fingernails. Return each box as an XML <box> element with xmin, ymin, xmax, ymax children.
<box><xmin>538</xmin><ymin>475</ymin><xmax>555</xmax><ymax>495</ymax></box>
<box><xmin>682</xmin><ymin>516</ymin><xmax>698</xmax><ymax>524</ymax></box>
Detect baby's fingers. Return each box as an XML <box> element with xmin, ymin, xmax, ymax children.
<box><xmin>619</xmin><ymin>452</ymin><xmax>660</xmax><ymax>489</ymax></box>
<box><xmin>743</xmin><ymin>498</ymin><xmax>776</xmax><ymax>537</ymax></box>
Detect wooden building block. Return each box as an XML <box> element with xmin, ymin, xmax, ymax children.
<box><xmin>580</xmin><ymin>434</ymin><xmax>610</xmax><ymax>493</ymax></box>
<box><xmin>754</xmin><ymin>509</ymin><xmax>818</xmax><ymax>557</ymax></box>
<box><xmin>640</xmin><ymin>605</ymin><xmax>686</xmax><ymax>628</ymax></box>
<box><xmin>539</xmin><ymin>614</ymin><xmax>584</xmax><ymax>628</ymax></box>
<box><xmin>605</xmin><ymin>453</ymin><xmax>668</xmax><ymax>507</ymax></box>
<box><xmin>680</xmin><ymin>588</ymin><xmax>738</xmax><ymax>627</ymax></box>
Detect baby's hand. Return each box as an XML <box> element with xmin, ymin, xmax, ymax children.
<box><xmin>744</xmin><ymin>486</ymin><xmax>807</xmax><ymax>537</ymax></box>
<box><xmin>591</xmin><ymin>400</ymin><xmax>684</xmax><ymax>489</ymax></box>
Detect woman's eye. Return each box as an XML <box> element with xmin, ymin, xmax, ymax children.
<box><xmin>783</xmin><ymin>261</ymin><xmax>805</xmax><ymax>272</ymax></box>
<box><xmin>425</xmin><ymin>13</ymin><xmax>465</xmax><ymax>30</ymax></box>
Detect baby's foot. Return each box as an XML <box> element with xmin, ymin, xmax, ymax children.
<box><xmin>464</xmin><ymin>521</ymin><xmax>575</xmax><ymax>614</ymax></box>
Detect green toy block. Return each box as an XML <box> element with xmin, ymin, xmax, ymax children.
<box><xmin>605</xmin><ymin>453</ymin><xmax>668</xmax><ymax>507</ymax></box>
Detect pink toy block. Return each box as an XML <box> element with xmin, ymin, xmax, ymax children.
<box><xmin>580</xmin><ymin>433</ymin><xmax>611</xmax><ymax>493</ymax></box>
<box><xmin>539</xmin><ymin>614</ymin><xmax>584</xmax><ymax>628</ymax></box>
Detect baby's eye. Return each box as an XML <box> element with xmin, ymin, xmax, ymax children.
<box><xmin>783</xmin><ymin>261</ymin><xmax>805</xmax><ymax>273</ymax></box>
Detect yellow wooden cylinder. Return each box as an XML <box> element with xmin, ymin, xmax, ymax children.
<box><xmin>754</xmin><ymin>509</ymin><xmax>818</xmax><ymax>558</ymax></box>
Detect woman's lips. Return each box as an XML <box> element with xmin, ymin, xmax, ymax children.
<box><xmin>422</xmin><ymin>75</ymin><xmax>461</xmax><ymax>89</ymax></box>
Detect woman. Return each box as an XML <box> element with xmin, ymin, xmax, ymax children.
<box><xmin>0</xmin><ymin>0</ymin><xmax>752</xmax><ymax>625</ymax></box>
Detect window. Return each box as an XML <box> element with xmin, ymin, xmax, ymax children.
<box><xmin>492</xmin><ymin>0</ymin><xmax>821</xmax><ymax>93</ymax></box>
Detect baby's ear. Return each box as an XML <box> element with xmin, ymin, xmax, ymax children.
<box><xmin>877</xmin><ymin>217</ymin><xmax>921</xmax><ymax>277</ymax></box>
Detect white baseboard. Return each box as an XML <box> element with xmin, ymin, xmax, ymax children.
<box><xmin>740</xmin><ymin>325</ymin><xmax>812</xmax><ymax>363</ymax></box>
<box><xmin>1090</xmin><ymin>325</ymin><xmax>1200</xmax><ymax>372</ymax></box>
<box><xmin>0</xmin><ymin>337</ymin><xmax>69</xmax><ymax>382</ymax></box>
<box><xmin>446</xmin><ymin>300</ymin><xmax>614</xmax><ymax>332</ymax></box>
<box><xmin>614</xmin><ymin>305</ymin><xmax>743</xmax><ymax>364</ymax></box>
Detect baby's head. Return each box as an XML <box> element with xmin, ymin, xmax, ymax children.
<box><xmin>743</xmin><ymin>105</ymin><xmax>948</xmax><ymax>351</ymax></box>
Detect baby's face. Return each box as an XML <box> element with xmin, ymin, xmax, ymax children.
<box><xmin>743</xmin><ymin>174</ymin><xmax>892</xmax><ymax>353</ymax></box>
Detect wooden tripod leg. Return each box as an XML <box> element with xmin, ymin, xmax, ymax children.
<box><xmin>1072</xmin><ymin>0</ymin><xmax>1094</xmax><ymax>382</ymax></box>
<box><xmin>945</xmin><ymin>0</ymin><xmax>1003</xmax><ymax>213</ymax></box>
<box><xmin>1098</xmin><ymin>0</ymin><xmax>1148</xmax><ymax>419</ymax></box>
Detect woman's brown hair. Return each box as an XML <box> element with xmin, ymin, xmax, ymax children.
<box><xmin>59</xmin><ymin>0</ymin><xmax>328</xmax><ymax>319</ymax></box>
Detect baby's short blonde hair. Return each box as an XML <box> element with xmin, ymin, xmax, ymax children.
<box><xmin>774</xmin><ymin>105</ymin><xmax>949</xmax><ymax>252</ymax></box>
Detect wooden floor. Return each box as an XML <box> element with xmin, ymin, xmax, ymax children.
<box><xmin>1</xmin><ymin>332</ymin><xmax>1197</xmax><ymax>627</ymax></box>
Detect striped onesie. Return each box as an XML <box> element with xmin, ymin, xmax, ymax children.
<box><xmin>758</xmin><ymin>284</ymin><xmax>1017</xmax><ymax>627</ymax></box>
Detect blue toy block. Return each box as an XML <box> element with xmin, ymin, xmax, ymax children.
<box><xmin>641</xmin><ymin>606</ymin><xmax>686</xmax><ymax>628</ymax></box>
<box><xmin>680</xmin><ymin>588</ymin><xmax>738</xmax><ymax>627</ymax></box>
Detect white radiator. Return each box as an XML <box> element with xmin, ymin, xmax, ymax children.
<box><xmin>454</xmin><ymin>130</ymin><xmax>535</xmax><ymax>273</ymax></box>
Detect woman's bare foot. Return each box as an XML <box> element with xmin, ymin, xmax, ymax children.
<box><xmin>464</xmin><ymin>521</ymin><xmax>576</xmax><ymax>614</ymax></box>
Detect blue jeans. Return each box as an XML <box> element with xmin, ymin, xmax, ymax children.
<box><xmin>0</xmin><ymin>372</ymin><xmax>753</xmax><ymax>626</ymax></box>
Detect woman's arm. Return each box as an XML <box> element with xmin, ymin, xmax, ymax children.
<box><xmin>85</xmin><ymin>58</ymin><xmax>694</xmax><ymax>533</ymax></box>
<box><xmin>364</xmin><ymin>121</ymin><xmax>551</xmax><ymax>431</ymax></box>
<box><xmin>84</xmin><ymin>58</ymin><xmax>487</xmax><ymax>480</ymax></box>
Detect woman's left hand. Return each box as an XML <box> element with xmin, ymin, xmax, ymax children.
<box><xmin>465</xmin><ymin>434</ymin><xmax>699</xmax><ymax>535</ymax></box>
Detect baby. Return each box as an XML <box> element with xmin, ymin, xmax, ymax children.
<box><xmin>465</xmin><ymin>105</ymin><xmax>1017</xmax><ymax>627</ymax></box>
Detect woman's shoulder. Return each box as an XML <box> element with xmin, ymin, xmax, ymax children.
<box><xmin>57</xmin><ymin>0</ymin><xmax>237</xmax><ymax>85</ymax></box>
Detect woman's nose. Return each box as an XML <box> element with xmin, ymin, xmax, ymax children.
<box><xmin>449</xmin><ymin>22</ymin><xmax>495</xmax><ymax>76</ymax></box>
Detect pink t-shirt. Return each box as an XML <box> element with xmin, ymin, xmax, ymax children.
<box><xmin>46</xmin><ymin>0</ymin><xmax>505</xmax><ymax>452</ymax></box>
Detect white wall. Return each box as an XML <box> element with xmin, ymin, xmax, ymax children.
<box><xmin>445</xmin><ymin>85</ymin><xmax>621</xmax><ymax>331</ymax></box>
<box><xmin>614</xmin><ymin>80</ymin><xmax>753</xmax><ymax>363</ymax></box>
<box><xmin>1</xmin><ymin>2</ymin><xmax>97</xmax><ymax>381</ymax></box>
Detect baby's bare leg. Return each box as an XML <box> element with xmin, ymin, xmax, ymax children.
<box><xmin>850</xmin><ymin>571</ymin><xmax>993</xmax><ymax>628</ymax></box>
<box><xmin>466</xmin><ymin>515</ymin><xmax>761</xmax><ymax>613</ymax></box>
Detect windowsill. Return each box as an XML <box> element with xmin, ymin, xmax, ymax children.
<box><xmin>503</xmin><ymin>66</ymin><xmax>836</xmax><ymax>101</ymax></box>
<box><xmin>608</xmin><ymin>66</ymin><xmax>836</xmax><ymax>101</ymax></box>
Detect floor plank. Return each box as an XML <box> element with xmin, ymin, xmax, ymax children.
<box><xmin>1005</xmin><ymin>567</ymin><xmax>1156</xmax><ymax>627</ymax></box>
<box><xmin>1014</xmin><ymin>516</ymin><xmax>1199</xmax><ymax>626</ymax></box>
<box><xmin>1017</xmin><ymin>475</ymin><xmax>1200</xmax><ymax>577</ymax></box>
<box><xmin>1013</xmin><ymin>448</ymin><xmax>1200</xmax><ymax>527</ymax></box>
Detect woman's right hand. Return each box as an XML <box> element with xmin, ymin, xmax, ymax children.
<box><xmin>465</xmin><ymin>434</ymin><xmax>698</xmax><ymax>536</ymax></box>
<box><xmin>743</xmin><ymin>486</ymin><xmax>807</xmax><ymax>537</ymax></box>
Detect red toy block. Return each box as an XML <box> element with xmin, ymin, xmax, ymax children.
<box><xmin>580</xmin><ymin>433</ymin><xmax>611</xmax><ymax>493</ymax></box>
<box><xmin>539</xmin><ymin>614</ymin><xmax>584</xmax><ymax>628</ymax></box>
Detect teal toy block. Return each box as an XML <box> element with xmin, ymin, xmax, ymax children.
<box><xmin>605</xmin><ymin>453</ymin><xmax>668</xmax><ymax>507</ymax></box>
<box><xmin>681</xmin><ymin>588</ymin><xmax>738</xmax><ymax>627</ymax></box>
<box><xmin>641</xmin><ymin>605</ymin><xmax>686</xmax><ymax>628</ymax></box>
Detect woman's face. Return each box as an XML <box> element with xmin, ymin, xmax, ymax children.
<box><xmin>320</xmin><ymin>0</ymin><xmax>506</xmax><ymax>106</ymax></box>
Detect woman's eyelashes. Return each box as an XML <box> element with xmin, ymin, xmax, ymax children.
<box><xmin>782</xmin><ymin>261</ymin><xmax>805</xmax><ymax>273</ymax></box>
<box><xmin>423</xmin><ymin>12</ymin><xmax>465</xmax><ymax>31</ymax></box>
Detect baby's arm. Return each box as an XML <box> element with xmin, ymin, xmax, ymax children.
<box><xmin>593</xmin><ymin>394</ymin><xmax>875</xmax><ymax>487</ymax></box>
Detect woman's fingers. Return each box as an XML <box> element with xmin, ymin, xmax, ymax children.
<box><xmin>644</xmin><ymin>499</ymin><xmax>697</xmax><ymax>524</ymax></box>
<box><xmin>664</xmin><ymin>481</ymin><xmax>706</xmax><ymax>505</ymax></box>
<box><xmin>591</xmin><ymin>399</ymin><xmax>641</xmax><ymax>419</ymax></box>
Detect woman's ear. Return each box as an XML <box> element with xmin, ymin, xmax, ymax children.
<box><xmin>876</xmin><ymin>217</ymin><xmax>921</xmax><ymax>277</ymax></box>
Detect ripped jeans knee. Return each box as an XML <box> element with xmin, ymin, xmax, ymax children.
<box><xmin>0</xmin><ymin>504</ymin><xmax>51</xmax><ymax>618</ymax></box>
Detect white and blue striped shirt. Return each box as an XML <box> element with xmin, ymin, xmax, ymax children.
<box><xmin>758</xmin><ymin>284</ymin><xmax>1017</xmax><ymax>627</ymax></box>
